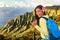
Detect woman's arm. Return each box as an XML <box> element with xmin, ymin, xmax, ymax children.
<box><xmin>35</xmin><ymin>18</ymin><xmax>49</xmax><ymax>38</ymax></box>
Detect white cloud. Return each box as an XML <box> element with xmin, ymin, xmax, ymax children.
<box><xmin>0</xmin><ymin>2</ymin><xmax>5</xmax><ymax>7</ymax></box>
<box><xmin>29</xmin><ymin>0</ymin><xmax>53</xmax><ymax>7</ymax></box>
<box><xmin>0</xmin><ymin>1</ymin><xmax>33</xmax><ymax>8</ymax></box>
<box><xmin>16</xmin><ymin>1</ymin><xmax>34</xmax><ymax>8</ymax></box>
<box><xmin>0</xmin><ymin>0</ymin><xmax>60</xmax><ymax>8</ymax></box>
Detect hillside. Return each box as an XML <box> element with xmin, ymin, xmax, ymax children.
<box><xmin>0</xmin><ymin>6</ymin><xmax>60</xmax><ymax>40</ymax></box>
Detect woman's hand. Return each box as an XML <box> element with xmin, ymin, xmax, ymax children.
<box><xmin>31</xmin><ymin>20</ymin><xmax>37</xmax><ymax>27</ymax></box>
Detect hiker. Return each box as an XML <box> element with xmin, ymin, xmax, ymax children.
<box><xmin>31</xmin><ymin>5</ymin><xmax>60</xmax><ymax>40</ymax></box>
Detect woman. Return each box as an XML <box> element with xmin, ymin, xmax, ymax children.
<box><xmin>31</xmin><ymin>5</ymin><xmax>49</xmax><ymax>40</ymax></box>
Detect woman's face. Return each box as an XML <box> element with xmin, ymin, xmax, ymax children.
<box><xmin>35</xmin><ymin>8</ymin><xmax>44</xmax><ymax>18</ymax></box>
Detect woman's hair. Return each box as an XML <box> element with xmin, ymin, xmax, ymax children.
<box><xmin>35</xmin><ymin>5</ymin><xmax>46</xmax><ymax>18</ymax></box>
<box><xmin>34</xmin><ymin>5</ymin><xmax>46</xmax><ymax>25</ymax></box>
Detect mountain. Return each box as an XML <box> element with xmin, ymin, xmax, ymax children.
<box><xmin>0</xmin><ymin>7</ymin><xmax>34</xmax><ymax>27</ymax></box>
<box><xmin>0</xmin><ymin>11</ymin><xmax>40</xmax><ymax>40</ymax></box>
<box><xmin>46</xmin><ymin>5</ymin><xmax>60</xmax><ymax>9</ymax></box>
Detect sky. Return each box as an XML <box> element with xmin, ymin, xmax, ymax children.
<box><xmin>0</xmin><ymin>0</ymin><xmax>60</xmax><ymax>27</ymax></box>
<box><xmin>0</xmin><ymin>0</ymin><xmax>60</xmax><ymax>7</ymax></box>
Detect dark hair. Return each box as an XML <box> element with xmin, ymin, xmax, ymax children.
<box><xmin>34</xmin><ymin>5</ymin><xmax>46</xmax><ymax>25</ymax></box>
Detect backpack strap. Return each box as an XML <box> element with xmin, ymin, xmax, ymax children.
<box><xmin>39</xmin><ymin>17</ymin><xmax>48</xmax><ymax>27</ymax></box>
<box><xmin>41</xmin><ymin>17</ymin><xmax>50</xmax><ymax>33</ymax></box>
<box><xmin>42</xmin><ymin>17</ymin><xmax>48</xmax><ymax>21</ymax></box>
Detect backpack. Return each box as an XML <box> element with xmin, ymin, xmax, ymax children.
<box><xmin>42</xmin><ymin>17</ymin><xmax>60</xmax><ymax>39</ymax></box>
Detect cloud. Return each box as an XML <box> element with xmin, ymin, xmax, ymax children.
<box><xmin>0</xmin><ymin>1</ymin><xmax>33</xmax><ymax>8</ymax></box>
<box><xmin>0</xmin><ymin>0</ymin><xmax>60</xmax><ymax>8</ymax></box>
<box><xmin>0</xmin><ymin>2</ymin><xmax>5</xmax><ymax>7</ymax></box>
<box><xmin>0</xmin><ymin>0</ymin><xmax>53</xmax><ymax>8</ymax></box>
<box><xmin>33</xmin><ymin>0</ymin><xmax>60</xmax><ymax>6</ymax></box>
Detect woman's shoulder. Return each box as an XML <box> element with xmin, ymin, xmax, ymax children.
<box><xmin>40</xmin><ymin>18</ymin><xmax>46</xmax><ymax>22</ymax></box>
<box><xmin>40</xmin><ymin>15</ymin><xmax>49</xmax><ymax>22</ymax></box>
